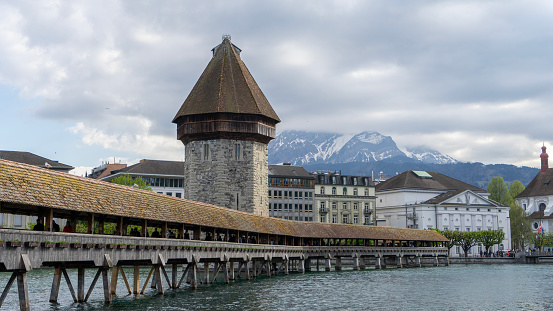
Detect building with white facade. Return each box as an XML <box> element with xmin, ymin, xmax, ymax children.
<box><xmin>376</xmin><ymin>170</ymin><xmax>511</xmax><ymax>256</ymax></box>
<box><xmin>268</xmin><ymin>164</ymin><xmax>315</xmax><ymax>221</ymax></box>
<box><xmin>99</xmin><ymin>159</ymin><xmax>185</xmax><ymax>198</ymax></box>
<box><xmin>314</xmin><ymin>173</ymin><xmax>376</xmax><ymax>225</ymax></box>
<box><xmin>516</xmin><ymin>145</ymin><xmax>553</xmax><ymax>234</ymax></box>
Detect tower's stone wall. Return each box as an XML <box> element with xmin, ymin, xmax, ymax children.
<box><xmin>183</xmin><ymin>139</ymin><xmax>269</xmax><ymax>216</ymax></box>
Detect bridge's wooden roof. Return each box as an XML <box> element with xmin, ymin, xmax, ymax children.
<box><xmin>0</xmin><ymin>159</ymin><xmax>447</xmax><ymax>242</ymax></box>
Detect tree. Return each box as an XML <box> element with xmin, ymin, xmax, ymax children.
<box><xmin>510</xmin><ymin>204</ymin><xmax>532</xmax><ymax>251</ymax></box>
<box><xmin>504</xmin><ymin>180</ymin><xmax>531</xmax><ymax>251</ymax></box>
<box><xmin>478</xmin><ymin>230</ymin><xmax>505</xmax><ymax>254</ymax></box>
<box><xmin>458</xmin><ymin>231</ymin><xmax>480</xmax><ymax>257</ymax></box>
<box><xmin>504</xmin><ymin>180</ymin><xmax>525</xmax><ymax>207</ymax></box>
<box><xmin>440</xmin><ymin>229</ymin><xmax>462</xmax><ymax>253</ymax></box>
<box><xmin>111</xmin><ymin>174</ymin><xmax>152</xmax><ymax>191</ymax></box>
<box><xmin>528</xmin><ymin>232</ymin><xmax>553</xmax><ymax>252</ymax></box>
<box><xmin>487</xmin><ymin>176</ymin><xmax>508</xmax><ymax>204</ymax></box>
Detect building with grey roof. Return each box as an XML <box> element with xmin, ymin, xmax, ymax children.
<box><xmin>313</xmin><ymin>173</ymin><xmax>376</xmax><ymax>226</ymax></box>
<box><xmin>99</xmin><ymin>159</ymin><xmax>184</xmax><ymax>198</ymax></box>
<box><xmin>376</xmin><ymin>170</ymin><xmax>511</xmax><ymax>256</ymax></box>
<box><xmin>268</xmin><ymin>164</ymin><xmax>315</xmax><ymax>221</ymax></box>
<box><xmin>0</xmin><ymin>150</ymin><xmax>73</xmax><ymax>229</ymax></box>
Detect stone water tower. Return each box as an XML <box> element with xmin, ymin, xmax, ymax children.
<box><xmin>173</xmin><ymin>36</ymin><xmax>280</xmax><ymax>215</ymax></box>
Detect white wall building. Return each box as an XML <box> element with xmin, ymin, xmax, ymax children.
<box><xmin>516</xmin><ymin>146</ymin><xmax>553</xmax><ymax>236</ymax></box>
<box><xmin>376</xmin><ymin>170</ymin><xmax>511</xmax><ymax>257</ymax></box>
<box><xmin>99</xmin><ymin>159</ymin><xmax>184</xmax><ymax>198</ymax></box>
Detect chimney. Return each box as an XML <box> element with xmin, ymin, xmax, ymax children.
<box><xmin>541</xmin><ymin>145</ymin><xmax>549</xmax><ymax>172</ymax></box>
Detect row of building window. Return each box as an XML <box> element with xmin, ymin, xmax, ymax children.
<box><xmin>201</xmin><ymin>143</ymin><xmax>243</xmax><ymax>161</ymax></box>
<box><xmin>320</xmin><ymin>175</ymin><xmax>370</xmax><ymax>186</ymax></box>
<box><xmin>444</xmin><ymin>207</ymin><xmax>500</xmax><ymax>212</ymax></box>
<box><xmin>269</xmin><ymin>190</ymin><xmax>313</xmax><ymax>199</ymax></box>
<box><xmin>320</xmin><ymin>202</ymin><xmax>371</xmax><ymax>211</ymax></box>
<box><xmin>144</xmin><ymin>177</ymin><xmax>184</xmax><ymax>188</ymax></box>
<box><xmin>274</xmin><ymin>216</ymin><xmax>314</xmax><ymax>221</ymax></box>
<box><xmin>269</xmin><ymin>178</ymin><xmax>314</xmax><ymax>188</ymax></box>
<box><xmin>320</xmin><ymin>187</ymin><xmax>370</xmax><ymax>196</ymax></box>
<box><xmin>269</xmin><ymin>203</ymin><xmax>313</xmax><ymax>212</ymax></box>
<box><xmin>320</xmin><ymin>214</ymin><xmax>371</xmax><ymax>225</ymax></box>
<box><xmin>157</xmin><ymin>192</ymin><xmax>182</xmax><ymax>198</ymax></box>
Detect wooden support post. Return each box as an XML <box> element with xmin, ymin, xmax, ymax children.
<box><xmin>142</xmin><ymin>219</ymin><xmax>148</xmax><ymax>237</ymax></box>
<box><xmin>245</xmin><ymin>261</ymin><xmax>251</xmax><ymax>280</ymax></box>
<box><xmin>162</xmin><ymin>222</ymin><xmax>167</xmax><ymax>238</ymax></box>
<box><xmin>353</xmin><ymin>254</ymin><xmax>360</xmax><ymax>271</ymax></box>
<box><xmin>177</xmin><ymin>265</ymin><xmax>190</xmax><ymax>288</ymax></box>
<box><xmin>223</xmin><ymin>262</ymin><xmax>229</xmax><ymax>284</ymax></box>
<box><xmin>375</xmin><ymin>255</ymin><xmax>382</xmax><ymax>270</ymax></box>
<box><xmin>212</xmin><ymin>263</ymin><xmax>223</xmax><ymax>283</ymax></box>
<box><xmin>189</xmin><ymin>264</ymin><xmax>198</xmax><ymax>289</ymax></box>
<box><xmin>0</xmin><ymin>273</ymin><xmax>17</xmax><ymax>308</ymax></box>
<box><xmin>298</xmin><ymin>259</ymin><xmax>305</xmax><ymax>274</ymax></box>
<box><xmin>115</xmin><ymin>217</ymin><xmax>124</xmax><ymax>236</ymax></box>
<box><xmin>434</xmin><ymin>256</ymin><xmax>439</xmax><ymax>267</ymax></box>
<box><xmin>49</xmin><ymin>268</ymin><xmax>62</xmax><ymax>303</ymax></box>
<box><xmin>102</xmin><ymin>255</ymin><xmax>113</xmax><ymax>304</ymax></box>
<box><xmin>119</xmin><ymin>268</ymin><xmax>132</xmax><ymax>295</ymax></box>
<box><xmin>141</xmin><ymin>267</ymin><xmax>154</xmax><ymax>294</ymax></box>
<box><xmin>284</xmin><ymin>260</ymin><xmax>289</xmax><ymax>275</ymax></box>
<box><xmin>325</xmin><ymin>257</ymin><xmax>331</xmax><ymax>272</ymax></box>
<box><xmin>85</xmin><ymin>269</ymin><xmax>102</xmax><ymax>302</ymax></box>
<box><xmin>203</xmin><ymin>262</ymin><xmax>210</xmax><ymax>284</ymax></box>
<box><xmin>335</xmin><ymin>257</ymin><xmax>342</xmax><ymax>271</ymax></box>
<box><xmin>61</xmin><ymin>268</ymin><xmax>78</xmax><ymax>302</ymax></box>
<box><xmin>160</xmin><ymin>265</ymin><xmax>172</xmax><ymax>289</ymax></box>
<box><xmin>397</xmin><ymin>255</ymin><xmax>403</xmax><ymax>269</ymax></box>
<box><xmin>229</xmin><ymin>262</ymin><xmax>235</xmax><ymax>280</ymax></box>
<box><xmin>77</xmin><ymin>268</ymin><xmax>85</xmax><ymax>302</ymax></box>
<box><xmin>110</xmin><ymin>266</ymin><xmax>119</xmax><ymax>295</ymax></box>
<box><xmin>88</xmin><ymin>214</ymin><xmax>95</xmax><ymax>234</ymax></box>
<box><xmin>133</xmin><ymin>266</ymin><xmax>140</xmax><ymax>294</ymax></box>
<box><xmin>416</xmin><ymin>255</ymin><xmax>422</xmax><ymax>268</ymax></box>
<box><xmin>179</xmin><ymin>224</ymin><xmax>185</xmax><ymax>239</ymax></box>
<box><xmin>194</xmin><ymin>227</ymin><xmax>201</xmax><ymax>240</ymax></box>
<box><xmin>17</xmin><ymin>273</ymin><xmax>30</xmax><ymax>311</ymax></box>
<box><xmin>266</xmin><ymin>260</ymin><xmax>271</xmax><ymax>277</ymax></box>
<box><xmin>98</xmin><ymin>219</ymin><xmax>105</xmax><ymax>235</ymax></box>
<box><xmin>304</xmin><ymin>259</ymin><xmax>311</xmax><ymax>272</ymax></box>
<box><xmin>172</xmin><ymin>264</ymin><xmax>178</xmax><ymax>289</ymax></box>
<box><xmin>154</xmin><ymin>265</ymin><xmax>164</xmax><ymax>294</ymax></box>
<box><xmin>45</xmin><ymin>208</ymin><xmax>54</xmax><ymax>232</ymax></box>
<box><xmin>151</xmin><ymin>271</ymin><xmax>157</xmax><ymax>288</ymax></box>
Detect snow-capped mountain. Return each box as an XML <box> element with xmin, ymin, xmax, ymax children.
<box><xmin>268</xmin><ymin>130</ymin><xmax>457</xmax><ymax>165</ymax></box>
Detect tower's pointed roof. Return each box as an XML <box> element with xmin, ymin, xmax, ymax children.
<box><xmin>173</xmin><ymin>37</ymin><xmax>280</xmax><ymax>123</ymax></box>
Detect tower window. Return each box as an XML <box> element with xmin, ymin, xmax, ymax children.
<box><xmin>203</xmin><ymin>144</ymin><xmax>210</xmax><ymax>161</ymax></box>
<box><xmin>234</xmin><ymin>143</ymin><xmax>241</xmax><ymax>160</ymax></box>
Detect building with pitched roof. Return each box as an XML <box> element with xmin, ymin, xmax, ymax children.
<box><xmin>0</xmin><ymin>151</ymin><xmax>73</xmax><ymax>228</ymax></box>
<box><xmin>268</xmin><ymin>164</ymin><xmax>315</xmax><ymax>221</ymax></box>
<box><xmin>516</xmin><ymin>145</ymin><xmax>553</xmax><ymax>234</ymax></box>
<box><xmin>314</xmin><ymin>173</ymin><xmax>376</xmax><ymax>226</ymax></box>
<box><xmin>0</xmin><ymin>150</ymin><xmax>73</xmax><ymax>172</ymax></box>
<box><xmin>173</xmin><ymin>36</ymin><xmax>280</xmax><ymax>216</ymax></box>
<box><xmin>376</xmin><ymin>170</ymin><xmax>511</xmax><ymax>256</ymax></box>
<box><xmin>99</xmin><ymin>159</ymin><xmax>184</xmax><ymax>198</ymax></box>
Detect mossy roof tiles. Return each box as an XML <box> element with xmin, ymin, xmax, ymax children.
<box><xmin>0</xmin><ymin>159</ymin><xmax>446</xmax><ymax>242</ymax></box>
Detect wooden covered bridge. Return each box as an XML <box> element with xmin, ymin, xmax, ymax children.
<box><xmin>0</xmin><ymin>159</ymin><xmax>448</xmax><ymax>310</ymax></box>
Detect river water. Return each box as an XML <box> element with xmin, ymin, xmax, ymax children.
<box><xmin>2</xmin><ymin>264</ymin><xmax>552</xmax><ymax>310</ymax></box>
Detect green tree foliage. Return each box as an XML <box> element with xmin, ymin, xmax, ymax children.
<box><xmin>528</xmin><ymin>232</ymin><xmax>553</xmax><ymax>252</ymax></box>
<box><xmin>111</xmin><ymin>174</ymin><xmax>152</xmax><ymax>191</ymax></box>
<box><xmin>487</xmin><ymin>176</ymin><xmax>508</xmax><ymax>204</ymax></box>
<box><xmin>458</xmin><ymin>231</ymin><xmax>480</xmax><ymax>257</ymax></box>
<box><xmin>439</xmin><ymin>229</ymin><xmax>462</xmax><ymax>252</ymax></box>
<box><xmin>478</xmin><ymin>230</ymin><xmax>505</xmax><ymax>253</ymax></box>
<box><xmin>504</xmin><ymin>180</ymin><xmax>525</xmax><ymax>207</ymax></box>
<box><xmin>510</xmin><ymin>204</ymin><xmax>532</xmax><ymax>251</ymax></box>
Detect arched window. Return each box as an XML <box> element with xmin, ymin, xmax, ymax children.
<box><xmin>343</xmin><ymin>187</ymin><xmax>347</xmax><ymax>195</ymax></box>
<box><xmin>332</xmin><ymin>187</ymin><xmax>336</xmax><ymax>195</ymax></box>
<box><xmin>539</xmin><ymin>203</ymin><xmax>547</xmax><ymax>212</ymax></box>
<box><xmin>320</xmin><ymin>187</ymin><xmax>325</xmax><ymax>195</ymax></box>
<box><xmin>353</xmin><ymin>188</ymin><xmax>358</xmax><ymax>196</ymax></box>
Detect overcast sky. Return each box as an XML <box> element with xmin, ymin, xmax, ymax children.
<box><xmin>1</xmin><ymin>0</ymin><xmax>552</xmax><ymax>175</ymax></box>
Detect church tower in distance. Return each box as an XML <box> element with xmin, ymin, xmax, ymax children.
<box><xmin>173</xmin><ymin>36</ymin><xmax>280</xmax><ymax>216</ymax></box>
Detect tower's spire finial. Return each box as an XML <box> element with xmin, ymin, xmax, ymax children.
<box><xmin>222</xmin><ymin>34</ymin><xmax>231</xmax><ymax>41</ymax></box>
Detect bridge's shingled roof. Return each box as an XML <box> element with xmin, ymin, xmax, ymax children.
<box><xmin>0</xmin><ymin>159</ymin><xmax>446</xmax><ymax>242</ymax></box>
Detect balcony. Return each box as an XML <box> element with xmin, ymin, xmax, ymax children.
<box><xmin>319</xmin><ymin>207</ymin><xmax>328</xmax><ymax>213</ymax></box>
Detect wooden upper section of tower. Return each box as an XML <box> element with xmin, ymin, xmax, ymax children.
<box><xmin>173</xmin><ymin>37</ymin><xmax>280</xmax><ymax>144</ymax></box>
